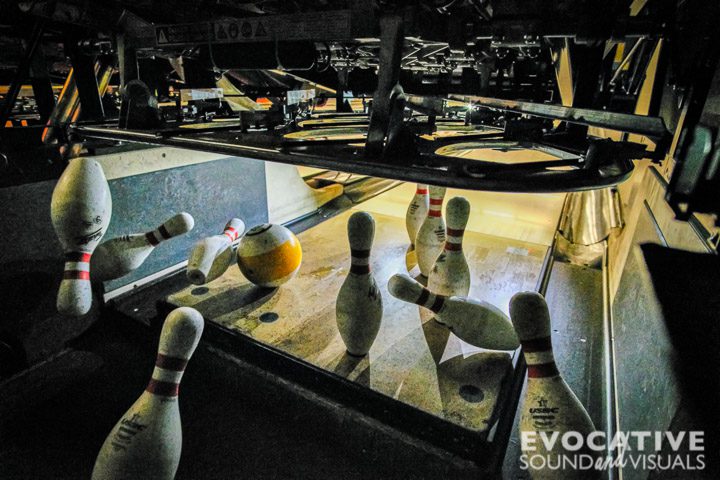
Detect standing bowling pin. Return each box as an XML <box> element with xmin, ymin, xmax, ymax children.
<box><xmin>187</xmin><ymin>218</ymin><xmax>245</xmax><ymax>285</ymax></box>
<box><xmin>388</xmin><ymin>274</ymin><xmax>518</xmax><ymax>350</ymax></box>
<box><xmin>51</xmin><ymin>157</ymin><xmax>112</xmax><ymax>316</ymax></box>
<box><xmin>405</xmin><ymin>184</ymin><xmax>428</xmax><ymax>247</ymax></box>
<box><xmin>428</xmin><ymin>196</ymin><xmax>471</xmax><ymax>300</ymax></box>
<box><xmin>509</xmin><ymin>292</ymin><xmax>599</xmax><ymax>479</ymax></box>
<box><xmin>336</xmin><ymin>212</ymin><xmax>383</xmax><ymax>356</ymax></box>
<box><xmin>91</xmin><ymin>307</ymin><xmax>204</xmax><ymax>480</ymax></box>
<box><xmin>415</xmin><ymin>185</ymin><xmax>446</xmax><ymax>278</ymax></box>
<box><xmin>92</xmin><ymin>213</ymin><xmax>195</xmax><ymax>282</ymax></box>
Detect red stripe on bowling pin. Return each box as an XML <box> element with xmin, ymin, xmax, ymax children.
<box><xmin>145</xmin><ymin>224</ymin><xmax>175</xmax><ymax>246</ymax></box>
<box><xmin>521</xmin><ymin>336</ymin><xmax>560</xmax><ymax>378</ymax></box>
<box><xmin>349</xmin><ymin>249</ymin><xmax>371</xmax><ymax>275</ymax></box>
<box><xmin>415</xmin><ymin>287</ymin><xmax>446</xmax><ymax>314</ymax></box>
<box><xmin>223</xmin><ymin>225</ymin><xmax>240</xmax><ymax>242</ymax></box>
<box><xmin>428</xmin><ymin>198</ymin><xmax>443</xmax><ymax>217</ymax></box>
<box><xmin>444</xmin><ymin>227</ymin><xmax>465</xmax><ymax>252</ymax></box>
<box><xmin>63</xmin><ymin>252</ymin><xmax>92</xmax><ymax>280</ymax></box>
<box><xmin>416</xmin><ymin>187</ymin><xmax>428</xmax><ymax>195</ymax></box>
<box><xmin>145</xmin><ymin>353</ymin><xmax>189</xmax><ymax>397</ymax></box>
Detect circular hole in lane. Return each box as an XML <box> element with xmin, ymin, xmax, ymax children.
<box><xmin>260</xmin><ymin>312</ymin><xmax>279</xmax><ymax>323</ymax></box>
<box><xmin>459</xmin><ymin>385</ymin><xmax>484</xmax><ymax>403</ymax></box>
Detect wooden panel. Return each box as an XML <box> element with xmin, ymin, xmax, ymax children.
<box><xmin>166</xmin><ymin>206</ymin><xmax>550</xmax><ymax>433</ymax></box>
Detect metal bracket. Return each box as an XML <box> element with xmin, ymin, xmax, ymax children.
<box><xmin>365</xmin><ymin>15</ymin><xmax>405</xmax><ymax>158</ymax></box>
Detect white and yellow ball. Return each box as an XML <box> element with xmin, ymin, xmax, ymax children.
<box><xmin>236</xmin><ymin>223</ymin><xmax>302</xmax><ymax>287</ymax></box>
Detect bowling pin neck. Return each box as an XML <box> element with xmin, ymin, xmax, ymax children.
<box><xmin>415</xmin><ymin>184</ymin><xmax>428</xmax><ymax>196</ymax></box>
<box><xmin>346</xmin><ymin>212</ymin><xmax>375</xmax><ymax>274</ymax></box>
<box><xmin>387</xmin><ymin>274</ymin><xmax>446</xmax><ymax>314</ymax></box>
<box><xmin>520</xmin><ymin>335</ymin><xmax>559</xmax><ymax>379</ymax></box>
<box><xmin>146</xmin><ymin>353</ymin><xmax>188</xmax><ymax>398</ymax></box>
<box><xmin>63</xmin><ymin>252</ymin><xmax>92</xmax><ymax>281</ymax></box>
<box><xmin>444</xmin><ymin>227</ymin><xmax>465</xmax><ymax>252</ymax></box>
<box><xmin>427</xmin><ymin>186</ymin><xmax>446</xmax><ymax>218</ymax></box>
<box><xmin>349</xmin><ymin>248</ymin><xmax>371</xmax><ymax>275</ymax></box>
<box><xmin>414</xmin><ymin>286</ymin><xmax>447</xmax><ymax>314</ymax></box>
<box><xmin>147</xmin><ymin>307</ymin><xmax>204</xmax><ymax>397</ymax></box>
<box><xmin>145</xmin><ymin>212</ymin><xmax>195</xmax><ymax>246</ymax></box>
<box><xmin>222</xmin><ymin>218</ymin><xmax>245</xmax><ymax>243</ymax></box>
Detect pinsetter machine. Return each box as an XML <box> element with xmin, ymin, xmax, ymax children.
<box><xmin>1</xmin><ymin>1</ymin><xmax>719</xmax><ymax>478</ymax></box>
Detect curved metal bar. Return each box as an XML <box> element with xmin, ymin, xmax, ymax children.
<box><xmin>71</xmin><ymin>124</ymin><xmax>636</xmax><ymax>193</ymax></box>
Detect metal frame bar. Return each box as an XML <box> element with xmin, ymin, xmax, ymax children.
<box><xmin>71</xmin><ymin>122</ymin><xmax>639</xmax><ymax>193</ymax></box>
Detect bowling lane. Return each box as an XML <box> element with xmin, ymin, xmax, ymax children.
<box><xmin>165</xmin><ymin>185</ymin><xmax>561</xmax><ymax>434</ymax></box>
<box><xmin>359</xmin><ymin>183</ymin><xmax>565</xmax><ymax>246</ymax></box>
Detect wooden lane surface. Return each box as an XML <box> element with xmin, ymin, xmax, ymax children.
<box><xmin>166</xmin><ymin>205</ymin><xmax>549</xmax><ymax>433</ymax></box>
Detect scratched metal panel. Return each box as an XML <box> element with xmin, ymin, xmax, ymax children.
<box><xmin>103</xmin><ymin>156</ymin><xmax>268</xmax><ymax>292</ymax></box>
<box><xmin>612</xmin><ymin>209</ymin><xmax>681</xmax><ymax>480</ymax></box>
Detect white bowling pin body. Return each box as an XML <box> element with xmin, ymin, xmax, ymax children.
<box><xmin>336</xmin><ymin>212</ymin><xmax>383</xmax><ymax>356</ymax></box>
<box><xmin>428</xmin><ymin>196</ymin><xmax>471</xmax><ymax>300</ymax></box>
<box><xmin>92</xmin><ymin>213</ymin><xmax>195</xmax><ymax>282</ymax></box>
<box><xmin>51</xmin><ymin>157</ymin><xmax>112</xmax><ymax>316</ymax></box>
<box><xmin>405</xmin><ymin>184</ymin><xmax>428</xmax><ymax>247</ymax></box>
<box><xmin>509</xmin><ymin>292</ymin><xmax>598</xmax><ymax>480</ymax></box>
<box><xmin>92</xmin><ymin>307</ymin><xmax>204</xmax><ymax>480</ymax></box>
<box><xmin>388</xmin><ymin>274</ymin><xmax>518</xmax><ymax>350</ymax></box>
<box><xmin>415</xmin><ymin>185</ymin><xmax>446</xmax><ymax>278</ymax></box>
<box><xmin>187</xmin><ymin>218</ymin><xmax>245</xmax><ymax>285</ymax></box>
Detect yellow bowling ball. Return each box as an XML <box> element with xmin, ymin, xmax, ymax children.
<box><xmin>237</xmin><ymin>223</ymin><xmax>302</xmax><ymax>287</ymax></box>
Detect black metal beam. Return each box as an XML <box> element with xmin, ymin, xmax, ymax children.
<box><xmin>446</xmin><ymin>94</ymin><xmax>669</xmax><ymax>141</ymax></box>
<box><xmin>67</xmin><ymin>43</ymin><xmax>105</xmax><ymax>121</ymax></box>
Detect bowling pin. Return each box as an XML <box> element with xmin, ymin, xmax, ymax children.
<box><xmin>92</xmin><ymin>213</ymin><xmax>195</xmax><ymax>282</ymax></box>
<box><xmin>405</xmin><ymin>184</ymin><xmax>428</xmax><ymax>247</ymax></box>
<box><xmin>388</xmin><ymin>274</ymin><xmax>518</xmax><ymax>350</ymax></box>
<box><xmin>187</xmin><ymin>218</ymin><xmax>245</xmax><ymax>285</ymax></box>
<box><xmin>51</xmin><ymin>157</ymin><xmax>112</xmax><ymax>316</ymax></box>
<box><xmin>91</xmin><ymin>307</ymin><xmax>204</xmax><ymax>480</ymax></box>
<box><xmin>336</xmin><ymin>212</ymin><xmax>383</xmax><ymax>356</ymax></box>
<box><xmin>509</xmin><ymin>292</ymin><xmax>598</xmax><ymax>480</ymax></box>
<box><xmin>415</xmin><ymin>185</ymin><xmax>446</xmax><ymax>278</ymax></box>
<box><xmin>428</xmin><ymin>196</ymin><xmax>471</xmax><ymax>301</ymax></box>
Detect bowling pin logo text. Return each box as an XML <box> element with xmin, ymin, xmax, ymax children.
<box><xmin>520</xmin><ymin>430</ymin><xmax>706</xmax><ymax>473</ymax></box>
<box><xmin>110</xmin><ymin>414</ymin><xmax>147</xmax><ymax>452</ymax></box>
<box><xmin>529</xmin><ymin>397</ymin><xmax>558</xmax><ymax>429</ymax></box>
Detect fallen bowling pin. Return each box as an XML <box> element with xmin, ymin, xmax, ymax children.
<box><xmin>428</xmin><ymin>196</ymin><xmax>471</xmax><ymax>301</ymax></box>
<box><xmin>336</xmin><ymin>212</ymin><xmax>383</xmax><ymax>356</ymax></box>
<box><xmin>415</xmin><ymin>185</ymin><xmax>446</xmax><ymax>278</ymax></box>
<box><xmin>509</xmin><ymin>292</ymin><xmax>599</xmax><ymax>480</ymax></box>
<box><xmin>92</xmin><ymin>213</ymin><xmax>195</xmax><ymax>282</ymax></box>
<box><xmin>91</xmin><ymin>307</ymin><xmax>204</xmax><ymax>480</ymax></box>
<box><xmin>51</xmin><ymin>157</ymin><xmax>112</xmax><ymax>316</ymax></box>
<box><xmin>187</xmin><ymin>218</ymin><xmax>245</xmax><ymax>285</ymax></box>
<box><xmin>405</xmin><ymin>184</ymin><xmax>428</xmax><ymax>247</ymax></box>
<box><xmin>388</xmin><ymin>274</ymin><xmax>518</xmax><ymax>350</ymax></box>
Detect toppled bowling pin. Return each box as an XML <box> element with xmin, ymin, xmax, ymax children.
<box><xmin>388</xmin><ymin>274</ymin><xmax>518</xmax><ymax>350</ymax></box>
<box><xmin>92</xmin><ymin>213</ymin><xmax>195</xmax><ymax>282</ymax></box>
<box><xmin>405</xmin><ymin>184</ymin><xmax>428</xmax><ymax>247</ymax></box>
<box><xmin>510</xmin><ymin>292</ymin><xmax>599</xmax><ymax>480</ymax></box>
<box><xmin>91</xmin><ymin>307</ymin><xmax>204</xmax><ymax>480</ymax></box>
<box><xmin>336</xmin><ymin>212</ymin><xmax>383</xmax><ymax>356</ymax></box>
<box><xmin>51</xmin><ymin>157</ymin><xmax>112</xmax><ymax>316</ymax></box>
<box><xmin>187</xmin><ymin>218</ymin><xmax>245</xmax><ymax>285</ymax></box>
<box><xmin>428</xmin><ymin>196</ymin><xmax>471</xmax><ymax>301</ymax></box>
<box><xmin>415</xmin><ymin>185</ymin><xmax>446</xmax><ymax>278</ymax></box>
